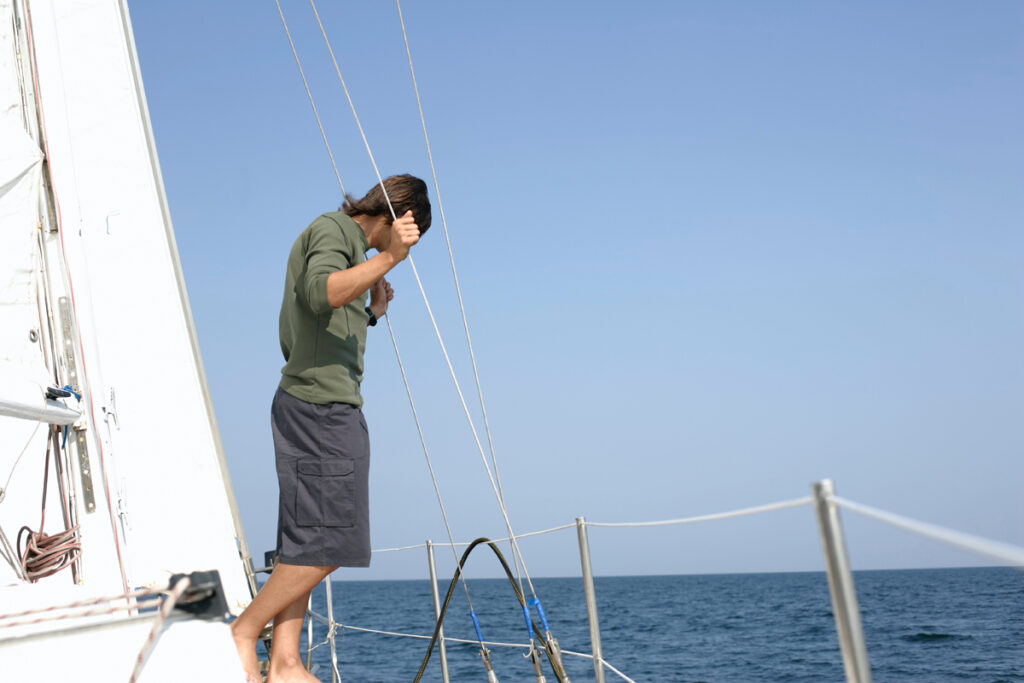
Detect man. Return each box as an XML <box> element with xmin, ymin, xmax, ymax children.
<box><xmin>232</xmin><ymin>175</ymin><xmax>430</xmax><ymax>683</ymax></box>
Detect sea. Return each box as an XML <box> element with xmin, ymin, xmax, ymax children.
<box><xmin>291</xmin><ymin>567</ymin><xmax>1023</xmax><ymax>682</ymax></box>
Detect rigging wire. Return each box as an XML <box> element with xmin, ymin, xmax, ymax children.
<box><xmin>307</xmin><ymin>0</ymin><xmax>539</xmax><ymax>606</ymax></box>
<box><xmin>282</xmin><ymin>2</ymin><xmax>562</xmax><ymax>674</ymax></box>
<box><xmin>393</xmin><ymin>0</ymin><xmax>531</xmax><ymax>600</ymax></box>
<box><xmin>384</xmin><ymin>315</ymin><xmax>477</xmax><ymax>613</ymax></box>
<box><xmin>274</xmin><ymin>0</ymin><xmax>477</xmax><ymax>618</ymax></box>
<box><xmin>273</xmin><ymin>0</ymin><xmax>346</xmax><ymax>197</ymax></box>
<box><xmin>387</xmin><ymin>5</ymin><xmax>571</xmax><ymax>672</ymax></box>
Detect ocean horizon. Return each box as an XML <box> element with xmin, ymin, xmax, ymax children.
<box><xmin>273</xmin><ymin>565</ymin><xmax>1024</xmax><ymax>681</ymax></box>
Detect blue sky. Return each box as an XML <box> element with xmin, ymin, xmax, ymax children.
<box><xmin>128</xmin><ymin>1</ymin><xmax>1023</xmax><ymax>580</ymax></box>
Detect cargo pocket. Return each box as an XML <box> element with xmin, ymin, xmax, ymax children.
<box><xmin>295</xmin><ymin>459</ymin><xmax>355</xmax><ymax>527</ymax></box>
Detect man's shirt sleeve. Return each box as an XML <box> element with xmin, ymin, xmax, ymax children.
<box><xmin>304</xmin><ymin>215</ymin><xmax>353</xmax><ymax>314</ymax></box>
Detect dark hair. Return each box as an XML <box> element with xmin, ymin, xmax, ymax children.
<box><xmin>342</xmin><ymin>174</ymin><xmax>431</xmax><ymax>235</ymax></box>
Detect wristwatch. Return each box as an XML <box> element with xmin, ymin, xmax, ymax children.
<box><xmin>365</xmin><ymin>307</ymin><xmax>378</xmax><ymax>327</ymax></box>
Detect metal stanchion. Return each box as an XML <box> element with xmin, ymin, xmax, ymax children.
<box><xmin>325</xmin><ymin>575</ymin><xmax>341</xmax><ymax>683</ymax></box>
<box><xmin>426</xmin><ymin>540</ymin><xmax>451</xmax><ymax>683</ymax></box>
<box><xmin>812</xmin><ymin>479</ymin><xmax>872</xmax><ymax>683</ymax></box>
<box><xmin>305</xmin><ymin>592</ymin><xmax>314</xmax><ymax>669</ymax></box>
<box><xmin>575</xmin><ymin>517</ymin><xmax>606</xmax><ymax>683</ymax></box>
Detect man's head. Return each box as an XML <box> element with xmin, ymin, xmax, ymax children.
<box><xmin>342</xmin><ymin>174</ymin><xmax>432</xmax><ymax>236</ymax></box>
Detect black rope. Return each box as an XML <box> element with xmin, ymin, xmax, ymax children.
<box><xmin>413</xmin><ymin>537</ymin><xmax>567</xmax><ymax>683</ymax></box>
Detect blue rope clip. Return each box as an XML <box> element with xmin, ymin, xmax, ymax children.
<box><xmin>528</xmin><ymin>597</ymin><xmax>551</xmax><ymax>633</ymax></box>
<box><xmin>60</xmin><ymin>385</ymin><xmax>81</xmax><ymax>448</ymax></box>
<box><xmin>469</xmin><ymin>609</ymin><xmax>485</xmax><ymax>644</ymax></box>
<box><xmin>522</xmin><ymin>604</ymin><xmax>534</xmax><ymax>639</ymax></box>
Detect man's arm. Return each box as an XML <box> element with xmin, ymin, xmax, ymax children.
<box><xmin>325</xmin><ymin>252</ymin><xmax>398</xmax><ymax>309</ymax></box>
<box><xmin>325</xmin><ymin>211</ymin><xmax>419</xmax><ymax>308</ymax></box>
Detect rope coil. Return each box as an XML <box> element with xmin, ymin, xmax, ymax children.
<box><xmin>15</xmin><ymin>426</ymin><xmax>81</xmax><ymax>582</ymax></box>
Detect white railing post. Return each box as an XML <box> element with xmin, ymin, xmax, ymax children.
<box><xmin>305</xmin><ymin>592</ymin><xmax>314</xmax><ymax>670</ymax></box>
<box><xmin>812</xmin><ymin>479</ymin><xmax>872</xmax><ymax>683</ymax></box>
<box><xmin>576</xmin><ymin>516</ymin><xmax>606</xmax><ymax>683</ymax></box>
<box><xmin>324</xmin><ymin>575</ymin><xmax>341</xmax><ymax>683</ymax></box>
<box><xmin>426</xmin><ymin>540</ymin><xmax>450</xmax><ymax>683</ymax></box>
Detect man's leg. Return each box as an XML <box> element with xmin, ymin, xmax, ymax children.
<box><xmin>267</xmin><ymin>589</ymin><xmax>318</xmax><ymax>683</ymax></box>
<box><xmin>231</xmin><ymin>563</ymin><xmax>336</xmax><ymax>682</ymax></box>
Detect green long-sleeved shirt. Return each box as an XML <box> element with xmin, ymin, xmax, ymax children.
<box><xmin>279</xmin><ymin>212</ymin><xmax>370</xmax><ymax>406</ymax></box>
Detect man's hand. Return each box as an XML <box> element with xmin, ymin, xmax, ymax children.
<box><xmin>386</xmin><ymin>210</ymin><xmax>420</xmax><ymax>263</ymax></box>
<box><xmin>324</xmin><ymin>211</ymin><xmax>420</xmax><ymax>309</ymax></box>
<box><xmin>369</xmin><ymin>278</ymin><xmax>394</xmax><ymax>319</ymax></box>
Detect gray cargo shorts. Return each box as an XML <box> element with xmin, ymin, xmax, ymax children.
<box><xmin>272</xmin><ymin>387</ymin><xmax>370</xmax><ymax>567</ymax></box>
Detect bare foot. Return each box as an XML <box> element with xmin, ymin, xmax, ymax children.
<box><xmin>267</xmin><ymin>658</ymin><xmax>319</xmax><ymax>683</ymax></box>
<box><xmin>230</xmin><ymin>622</ymin><xmax>261</xmax><ymax>682</ymax></box>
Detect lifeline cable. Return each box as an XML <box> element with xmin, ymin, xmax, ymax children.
<box><xmin>302</xmin><ymin>615</ymin><xmax>636</xmax><ymax>683</ymax></box>
<box><xmin>830</xmin><ymin>495</ymin><xmax>1024</xmax><ymax>567</ymax></box>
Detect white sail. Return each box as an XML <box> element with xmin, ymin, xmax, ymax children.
<box><xmin>1</xmin><ymin>0</ymin><xmax>252</xmax><ymax>614</ymax></box>
<box><xmin>0</xmin><ymin>0</ymin><xmax>56</xmax><ymax>585</ymax></box>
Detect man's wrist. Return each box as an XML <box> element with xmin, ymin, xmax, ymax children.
<box><xmin>373</xmin><ymin>250</ymin><xmax>398</xmax><ymax>270</ymax></box>
<box><xmin>365</xmin><ymin>307</ymin><xmax>378</xmax><ymax>327</ymax></box>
